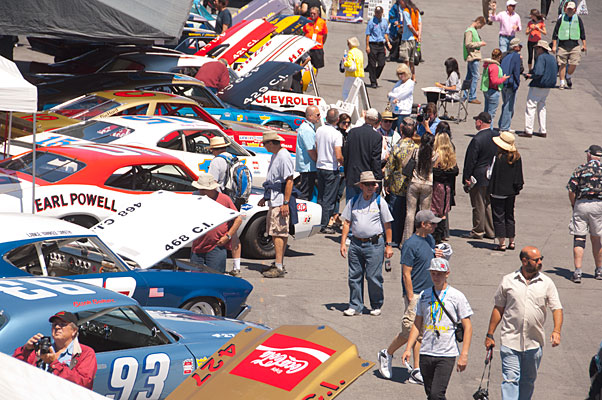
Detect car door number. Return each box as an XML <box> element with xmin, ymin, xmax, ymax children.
<box><xmin>0</xmin><ymin>278</ymin><xmax>95</xmax><ymax>300</ymax></box>
<box><xmin>108</xmin><ymin>353</ymin><xmax>170</xmax><ymax>400</ymax></box>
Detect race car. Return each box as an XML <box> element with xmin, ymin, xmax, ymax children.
<box><xmin>0</xmin><ymin>276</ymin><xmax>267</xmax><ymax>399</ymax></box>
<box><xmin>0</xmin><ymin>211</ymin><xmax>252</xmax><ymax>318</ymax></box>
<box><xmin>0</xmin><ymin>144</ymin><xmax>321</xmax><ymax>258</ymax></box>
<box><xmin>7</xmin><ymin>115</ymin><xmax>273</xmax><ymax>187</ymax></box>
<box><xmin>34</xmin><ymin>71</ymin><xmax>306</xmax><ymax>131</ymax></box>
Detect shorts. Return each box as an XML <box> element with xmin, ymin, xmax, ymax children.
<box><xmin>309</xmin><ymin>48</ymin><xmax>325</xmax><ymax>69</ymax></box>
<box><xmin>556</xmin><ymin>45</ymin><xmax>582</xmax><ymax>66</ymax></box>
<box><xmin>267</xmin><ymin>206</ymin><xmax>290</xmax><ymax>237</ymax></box>
<box><xmin>398</xmin><ymin>40</ymin><xmax>415</xmax><ymax>63</ymax></box>
<box><xmin>569</xmin><ymin>199</ymin><xmax>602</xmax><ymax>236</ymax></box>
<box><xmin>400</xmin><ymin>295</ymin><xmax>422</xmax><ymax>340</ymax></box>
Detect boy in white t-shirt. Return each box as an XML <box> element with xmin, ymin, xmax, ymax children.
<box><xmin>402</xmin><ymin>258</ymin><xmax>473</xmax><ymax>399</ymax></box>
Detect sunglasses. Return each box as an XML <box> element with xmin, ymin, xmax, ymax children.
<box><xmin>341</xmin><ymin>121</ymin><xmax>350</xmax><ymax>125</ymax></box>
<box><xmin>362</xmin><ymin>182</ymin><xmax>378</xmax><ymax>187</ymax></box>
<box><xmin>528</xmin><ymin>256</ymin><xmax>544</xmax><ymax>262</ymax></box>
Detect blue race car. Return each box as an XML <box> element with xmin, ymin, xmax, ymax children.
<box><xmin>0</xmin><ymin>213</ymin><xmax>252</xmax><ymax>319</ymax></box>
<box><xmin>0</xmin><ymin>276</ymin><xmax>266</xmax><ymax>399</ymax></box>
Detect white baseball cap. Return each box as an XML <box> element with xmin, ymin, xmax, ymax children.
<box><xmin>506</xmin><ymin>0</ymin><xmax>518</xmax><ymax>5</ymax></box>
<box><xmin>429</xmin><ymin>258</ymin><xmax>450</xmax><ymax>272</ymax></box>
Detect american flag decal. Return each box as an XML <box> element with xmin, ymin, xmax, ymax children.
<box><xmin>149</xmin><ymin>287</ymin><xmax>164</xmax><ymax>298</ymax></box>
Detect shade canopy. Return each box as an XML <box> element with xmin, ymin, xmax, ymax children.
<box><xmin>0</xmin><ymin>56</ymin><xmax>37</xmax><ymax>113</ymax></box>
<box><xmin>0</xmin><ymin>0</ymin><xmax>193</xmax><ymax>44</ymax></box>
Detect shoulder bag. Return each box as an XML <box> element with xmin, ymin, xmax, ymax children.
<box><xmin>432</xmin><ymin>286</ymin><xmax>464</xmax><ymax>342</ymax></box>
<box><xmin>401</xmin><ymin>148</ymin><xmax>417</xmax><ymax>177</ymax></box>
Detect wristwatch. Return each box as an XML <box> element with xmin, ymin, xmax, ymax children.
<box><xmin>386</xmin><ymin>242</ymin><xmax>394</xmax><ymax>247</ymax></box>
<box><xmin>486</xmin><ymin>333</ymin><xmax>494</xmax><ymax>340</ymax></box>
<box><xmin>225</xmin><ymin>233</ymin><xmax>232</xmax><ymax>240</ymax></box>
<box><xmin>283</xmin><ymin>200</ymin><xmax>289</xmax><ymax>205</ymax></box>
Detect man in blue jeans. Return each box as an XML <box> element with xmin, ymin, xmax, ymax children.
<box><xmin>498</xmin><ymin>38</ymin><xmax>523</xmax><ymax>132</ymax></box>
<box><xmin>485</xmin><ymin>246</ymin><xmax>563</xmax><ymax>399</ymax></box>
<box><xmin>463</xmin><ymin>16</ymin><xmax>487</xmax><ymax>104</ymax></box>
<box><xmin>340</xmin><ymin>171</ymin><xmax>394</xmax><ymax>317</ymax></box>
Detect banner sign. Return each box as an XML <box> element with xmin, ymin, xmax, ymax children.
<box><xmin>332</xmin><ymin>0</ymin><xmax>364</xmax><ymax>23</ymax></box>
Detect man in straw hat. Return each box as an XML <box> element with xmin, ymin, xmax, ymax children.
<box><xmin>258</xmin><ymin>131</ymin><xmax>295</xmax><ymax>278</ymax></box>
<box><xmin>519</xmin><ymin>40</ymin><xmax>557</xmax><ymax>138</ymax></box>
<box><xmin>190</xmin><ymin>172</ymin><xmax>242</xmax><ymax>274</ymax></box>
<box><xmin>378</xmin><ymin>107</ymin><xmax>400</xmax><ymax>162</ymax></box>
<box><xmin>340</xmin><ymin>171</ymin><xmax>394</xmax><ymax>317</ymax></box>
<box><xmin>566</xmin><ymin>145</ymin><xmax>602</xmax><ymax>283</ymax></box>
<box><xmin>208</xmin><ymin>136</ymin><xmax>244</xmax><ymax>276</ymax></box>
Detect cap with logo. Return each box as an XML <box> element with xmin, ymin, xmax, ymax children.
<box><xmin>429</xmin><ymin>257</ymin><xmax>450</xmax><ymax>272</ymax></box>
<box><xmin>49</xmin><ymin>311</ymin><xmax>78</xmax><ymax>325</ymax></box>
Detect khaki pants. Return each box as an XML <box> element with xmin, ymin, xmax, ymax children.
<box><xmin>469</xmin><ymin>185</ymin><xmax>494</xmax><ymax>238</ymax></box>
<box><xmin>403</xmin><ymin>182</ymin><xmax>433</xmax><ymax>244</ymax></box>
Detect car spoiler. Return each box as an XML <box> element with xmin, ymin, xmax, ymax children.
<box><xmin>166</xmin><ymin>325</ymin><xmax>373</xmax><ymax>399</ymax></box>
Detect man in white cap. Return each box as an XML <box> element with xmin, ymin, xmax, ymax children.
<box><xmin>489</xmin><ymin>0</ymin><xmax>522</xmax><ymax>52</ymax></box>
<box><xmin>401</xmin><ymin>258</ymin><xmax>473</xmax><ymax>400</ymax></box>
<box><xmin>339</xmin><ymin>171</ymin><xmax>394</xmax><ymax>317</ymax></box>
<box><xmin>207</xmin><ymin>136</ymin><xmax>243</xmax><ymax>276</ymax></box>
<box><xmin>551</xmin><ymin>1</ymin><xmax>586</xmax><ymax>90</ymax></box>
<box><xmin>190</xmin><ymin>172</ymin><xmax>242</xmax><ymax>274</ymax></box>
<box><xmin>378</xmin><ymin>210</ymin><xmax>444</xmax><ymax>385</ymax></box>
<box><xmin>259</xmin><ymin>131</ymin><xmax>295</xmax><ymax>278</ymax></box>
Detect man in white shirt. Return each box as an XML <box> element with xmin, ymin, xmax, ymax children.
<box><xmin>315</xmin><ymin>109</ymin><xmax>344</xmax><ymax>234</ymax></box>
<box><xmin>485</xmin><ymin>246</ymin><xmax>563</xmax><ymax>399</ymax></box>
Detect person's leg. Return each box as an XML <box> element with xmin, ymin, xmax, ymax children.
<box><xmin>518</xmin><ymin>346</ymin><xmax>543</xmax><ymax>400</ymax></box>
<box><xmin>297</xmin><ymin>172</ymin><xmax>312</xmax><ymax>200</ymax></box>
<box><xmin>317</xmin><ymin>169</ymin><xmax>330</xmax><ymax>227</ymax></box>
<box><xmin>427</xmin><ymin>356</ymin><xmax>456</xmax><ymax>399</ymax></box>
<box><xmin>419</xmin><ymin>355</ymin><xmax>436</xmax><ymax>398</ymax></box>
<box><xmin>469</xmin><ymin>186</ymin><xmax>485</xmax><ymax>237</ymax></box>
<box><xmin>274</xmin><ymin>236</ymin><xmax>285</xmax><ymax>265</ymax></box>
<box><xmin>321</xmin><ymin>169</ymin><xmax>339</xmax><ymax>227</ymax></box>
<box><xmin>418</xmin><ymin>183</ymin><xmax>433</xmax><ymax>211</ymax></box>
<box><xmin>524</xmin><ymin>87</ymin><xmax>537</xmax><ymax>134</ymax></box>
<box><xmin>527</xmin><ymin>41</ymin><xmax>535</xmax><ymax>70</ymax></box>
<box><xmin>389</xmin><ymin>194</ymin><xmax>404</xmax><ymax>245</ymax></box>
<box><xmin>499</xmin><ymin>86</ymin><xmax>511</xmax><ymax>130</ymax></box>
<box><xmin>368</xmin><ymin>44</ymin><xmax>378</xmax><ymax>86</ymax></box>
<box><xmin>469</xmin><ymin>60</ymin><xmax>481</xmax><ymax>101</ymax></box>
<box><xmin>484</xmin><ymin>89</ymin><xmax>491</xmax><ymax>114</ymax></box>
<box><xmin>364</xmin><ymin>237</ymin><xmax>385</xmax><ymax>310</ymax></box>
<box><xmin>375</xmin><ymin>44</ymin><xmax>386</xmax><ymax>80</ymax></box>
<box><xmin>491</xmin><ymin>196</ymin><xmax>507</xmax><ymax>246</ymax></box>
<box><xmin>507</xmin><ymin>88</ymin><xmax>517</xmax><ymax>127</ymax></box>
<box><xmin>536</xmin><ymin>88</ymin><xmax>549</xmax><ymax>134</ymax></box>
<box><xmin>230</xmin><ymin>234</ymin><xmax>241</xmax><ymax>272</ymax></box>
<box><xmin>501</xmin><ymin>345</ymin><xmax>521</xmax><ymax>400</ymax></box>
<box><xmin>499</xmin><ymin>35</ymin><xmax>507</xmax><ymax>53</ymax></box>
<box><xmin>488</xmin><ymin>89</ymin><xmax>501</xmax><ymax>121</ymax></box>
<box><xmin>347</xmin><ymin>240</ymin><xmax>365</xmax><ymax>312</ymax></box>
<box><xmin>541</xmin><ymin>0</ymin><xmax>551</xmax><ymax>17</ymax></box>
<box><xmin>203</xmin><ymin>246</ymin><xmax>228</xmax><ymax>273</ymax></box>
<box><xmin>403</xmin><ymin>184</ymin><xmax>419</xmax><ymax>244</ymax></box>
<box><xmin>505</xmin><ymin>195</ymin><xmax>516</xmax><ymax>242</ymax></box>
<box><xmin>482</xmin><ymin>186</ymin><xmax>495</xmax><ymax>238</ymax></box>
<box><xmin>190</xmin><ymin>251</ymin><xmax>207</xmax><ymax>266</ymax></box>
<box><xmin>592</xmin><ymin>235</ymin><xmax>602</xmax><ymax>269</ymax></box>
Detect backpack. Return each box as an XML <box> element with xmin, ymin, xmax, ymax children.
<box><xmin>217</xmin><ymin>154</ymin><xmax>252</xmax><ymax>208</ymax></box>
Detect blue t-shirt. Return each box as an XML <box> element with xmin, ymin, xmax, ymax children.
<box><xmin>400</xmin><ymin>233</ymin><xmax>435</xmax><ymax>295</ymax></box>
<box><xmin>417</xmin><ymin>117</ymin><xmax>440</xmax><ymax>137</ymax></box>
<box><xmin>400</xmin><ymin>10</ymin><xmax>414</xmax><ymax>41</ymax></box>
<box><xmin>366</xmin><ymin>17</ymin><xmax>389</xmax><ymax>43</ymax></box>
<box><xmin>295</xmin><ymin>121</ymin><xmax>317</xmax><ymax>172</ymax></box>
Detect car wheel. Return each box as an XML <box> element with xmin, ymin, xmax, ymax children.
<box><xmin>183</xmin><ymin>297</ymin><xmax>222</xmax><ymax>316</ymax></box>
<box><xmin>241</xmin><ymin>214</ymin><xmax>275</xmax><ymax>259</ymax></box>
<box><xmin>60</xmin><ymin>215</ymin><xmax>98</xmax><ymax>228</ymax></box>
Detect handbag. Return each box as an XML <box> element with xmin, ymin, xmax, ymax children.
<box><xmin>401</xmin><ymin>148</ymin><xmax>417</xmax><ymax>177</ymax></box>
<box><xmin>432</xmin><ymin>286</ymin><xmax>464</xmax><ymax>342</ymax></box>
<box><xmin>339</xmin><ymin>59</ymin><xmax>345</xmax><ymax>73</ymax></box>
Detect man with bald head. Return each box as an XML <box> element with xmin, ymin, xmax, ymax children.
<box><xmin>485</xmin><ymin>246</ymin><xmax>563</xmax><ymax>399</ymax></box>
<box><xmin>295</xmin><ymin>105</ymin><xmax>320</xmax><ymax>200</ymax></box>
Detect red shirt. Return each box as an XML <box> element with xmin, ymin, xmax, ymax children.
<box><xmin>194</xmin><ymin>60</ymin><xmax>230</xmax><ymax>91</ymax></box>
<box><xmin>191</xmin><ymin>192</ymin><xmax>237</xmax><ymax>253</ymax></box>
<box><xmin>303</xmin><ymin>17</ymin><xmax>328</xmax><ymax>49</ymax></box>
<box><xmin>527</xmin><ymin>20</ymin><xmax>545</xmax><ymax>42</ymax></box>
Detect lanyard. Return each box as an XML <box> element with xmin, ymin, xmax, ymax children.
<box><xmin>431</xmin><ymin>287</ymin><xmax>448</xmax><ymax>337</ymax></box>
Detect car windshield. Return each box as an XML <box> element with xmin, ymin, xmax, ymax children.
<box><xmin>4</xmin><ymin>236</ymin><xmax>128</xmax><ymax>276</ymax></box>
<box><xmin>105</xmin><ymin>164</ymin><xmax>197</xmax><ymax>192</ymax></box>
<box><xmin>157</xmin><ymin>129</ymin><xmax>247</xmax><ymax>156</ymax></box>
<box><xmin>51</xmin><ymin>121</ymin><xmax>135</xmax><ymax>143</ymax></box>
<box><xmin>52</xmin><ymin>95</ymin><xmax>122</xmax><ymax>120</ymax></box>
<box><xmin>0</xmin><ymin>152</ymin><xmax>86</xmax><ymax>182</ymax></box>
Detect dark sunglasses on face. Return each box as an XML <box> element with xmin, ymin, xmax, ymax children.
<box><xmin>362</xmin><ymin>182</ymin><xmax>378</xmax><ymax>187</ymax></box>
<box><xmin>529</xmin><ymin>256</ymin><xmax>544</xmax><ymax>262</ymax></box>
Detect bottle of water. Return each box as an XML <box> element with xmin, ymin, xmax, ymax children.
<box><xmin>384</xmin><ymin>259</ymin><xmax>391</xmax><ymax>272</ymax></box>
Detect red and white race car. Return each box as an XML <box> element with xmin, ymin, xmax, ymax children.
<box><xmin>0</xmin><ymin>144</ymin><xmax>321</xmax><ymax>258</ymax></box>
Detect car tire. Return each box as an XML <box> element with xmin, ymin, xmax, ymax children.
<box><xmin>60</xmin><ymin>215</ymin><xmax>99</xmax><ymax>228</ymax></box>
<box><xmin>241</xmin><ymin>214</ymin><xmax>275</xmax><ymax>259</ymax></box>
<box><xmin>182</xmin><ymin>297</ymin><xmax>223</xmax><ymax>316</ymax></box>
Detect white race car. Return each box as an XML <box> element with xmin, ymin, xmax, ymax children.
<box><xmin>6</xmin><ymin>115</ymin><xmax>273</xmax><ymax>187</ymax></box>
<box><xmin>0</xmin><ymin>144</ymin><xmax>321</xmax><ymax>258</ymax></box>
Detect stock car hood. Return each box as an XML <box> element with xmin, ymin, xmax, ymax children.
<box><xmin>166</xmin><ymin>325</ymin><xmax>373</xmax><ymax>399</ymax></box>
<box><xmin>218</xmin><ymin>62</ymin><xmax>302</xmax><ymax>109</ymax></box>
<box><xmin>91</xmin><ymin>191</ymin><xmax>238</xmax><ymax>270</ymax></box>
<box><xmin>0</xmin><ymin>111</ymin><xmax>79</xmax><ymax>138</ymax></box>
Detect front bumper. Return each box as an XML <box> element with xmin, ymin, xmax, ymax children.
<box><xmin>235</xmin><ymin>305</ymin><xmax>251</xmax><ymax>320</ymax></box>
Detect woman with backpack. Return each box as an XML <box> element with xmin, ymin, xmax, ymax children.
<box><xmin>488</xmin><ymin>131</ymin><xmax>524</xmax><ymax>251</ymax></box>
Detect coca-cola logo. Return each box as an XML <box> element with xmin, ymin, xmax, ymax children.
<box><xmin>229</xmin><ymin>333</ymin><xmax>335</xmax><ymax>391</ymax></box>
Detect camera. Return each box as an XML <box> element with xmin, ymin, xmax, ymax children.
<box><xmin>416</xmin><ymin>109</ymin><xmax>426</xmax><ymax>123</ymax></box>
<box><xmin>473</xmin><ymin>388</ymin><xmax>489</xmax><ymax>400</ymax></box>
<box><xmin>34</xmin><ymin>336</ymin><xmax>52</xmax><ymax>355</ymax></box>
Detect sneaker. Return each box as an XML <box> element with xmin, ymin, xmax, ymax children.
<box><xmin>559</xmin><ymin>83</ymin><xmax>566</xmax><ymax>90</ymax></box>
<box><xmin>320</xmin><ymin>226</ymin><xmax>336</xmax><ymax>234</ymax></box>
<box><xmin>571</xmin><ymin>270</ymin><xmax>582</xmax><ymax>284</ymax></box>
<box><xmin>370</xmin><ymin>309</ymin><xmax>382</xmax><ymax>316</ymax></box>
<box><xmin>517</xmin><ymin>132</ymin><xmax>533</xmax><ymax>138</ymax></box>
<box><xmin>595</xmin><ymin>268</ymin><xmax>602</xmax><ymax>280</ymax></box>
<box><xmin>228</xmin><ymin>269</ymin><xmax>241</xmax><ymax>277</ymax></box>
<box><xmin>566</xmin><ymin>77</ymin><xmax>573</xmax><ymax>88</ymax></box>
<box><xmin>343</xmin><ymin>308</ymin><xmax>360</xmax><ymax>316</ymax></box>
<box><xmin>408</xmin><ymin>368</ymin><xmax>424</xmax><ymax>385</ymax></box>
<box><xmin>263</xmin><ymin>262</ymin><xmax>287</xmax><ymax>274</ymax></box>
<box><xmin>468</xmin><ymin>99</ymin><xmax>481</xmax><ymax>104</ymax></box>
<box><xmin>262</xmin><ymin>266</ymin><xmax>285</xmax><ymax>278</ymax></box>
<box><xmin>377</xmin><ymin>349</ymin><xmax>393</xmax><ymax>379</ymax></box>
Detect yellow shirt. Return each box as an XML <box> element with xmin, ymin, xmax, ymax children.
<box><xmin>343</xmin><ymin>47</ymin><xmax>365</xmax><ymax>78</ymax></box>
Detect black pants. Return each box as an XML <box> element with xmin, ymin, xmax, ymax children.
<box><xmin>389</xmin><ymin>36</ymin><xmax>400</xmax><ymax>61</ymax></box>
<box><xmin>527</xmin><ymin>41</ymin><xmax>539</xmax><ymax>68</ymax></box>
<box><xmin>317</xmin><ymin>169</ymin><xmax>339</xmax><ymax>227</ymax></box>
<box><xmin>368</xmin><ymin>42</ymin><xmax>386</xmax><ymax>85</ymax></box>
<box><xmin>420</xmin><ymin>355</ymin><xmax>456</xmax><ymax>400</ymax></box>
<box><xmin>541</xmin><ymin>0</ymin><xmax>553</xmax><ymax>17</ymax></box>
<box><xmin>297</xmin><ymin>171</ymin><xmax>317</xmax><ymax>200</ymax></box>
<box><xmin>491</xmin><ymin>195</ymin><xmax>516</xmax><ymax>239</ymax></box>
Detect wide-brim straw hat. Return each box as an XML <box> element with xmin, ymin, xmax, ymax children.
<box><xmin>493</xmin><ymin>131</ymin><xmax>517</xmax><ymax>152</ymax></box>
<box><xmin>192</xmin><ymin>172</ymin><xmax>220</xmax><ymax>190</ymax></box>
<box><xmin>209</xmin><ymin>136</ymin><xmax>229</xmax><ymax>149</ymax></box>
<box><xmin>535</xmin><ymin>40</ymin><xmax>551</xmax><ymax>52</ymax></box>
<box><xmin>355</xmin><ymin>171</ymin><xmax>379</xmax><ymax>186</ymax></box>
<box><xmin>382</xmin><ymin>110</ymin><xmax>398</xmax><ymax>121</ymax></box>
<box><xmin>262</xmin><ymin>130</ymin><xmax>285</xmax><ymax>143</ymax></box>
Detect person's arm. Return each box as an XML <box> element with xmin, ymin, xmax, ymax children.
<box><xmin>383</xmin><ymin>222</ymin><xmax>393</xmax><ymax>259</ymax></box>
<box><xmin>579</xmin><ymin>16</ymin><xmax>586</xmax><ymax>45</ymax></box>
<box><xmin>489</xmin><ymin>64</ymin><xmax>509</xmax><ymax>85</ymax></box>
<box><xmin>405</xmin><ymin>12</ymin><xmax>418</xmax><ymax>37</ymax></box>
<box><xmin>402</xmin><ymin>264</ymin><xmax>414</xmax><ymax>301</ymax></box>
<box><xmin>365</xmin><ymin>34</ymin><xmax>371</xmax><ymax>54</ymax></box>
<box><xmin>340</xmin><ymin>219</ymin><xmax>351</xmax><ymax>258</ymax></box>
<box><xmin>485</xmin><ymin>305</ymin><xmax>504</xmax><ymax>348</ymax></box>
<box><xmin>335</xmin><ymin>146</ymin><xmax>343</xmax><ymax>165</ymax></box>
<box><xmin>385</xmin><ymin>32</ymin><xmax>391</xmax><ymax>49</ymax></box>
<box><xmin>216</xmin><ymin>215</ymin><xmax>243</xmax><ymax>246</ymax></box>
<box><xmin>540</xmin><ymin>22</ymin><xmax>547</xmax><ymax>36</ymax></box>
<box><xmin>568</xmin><ymin>190</ymin><xmax>576</xmax><ymax>207</ymax></box>
<box><xmin>550</xmin><ymin>309</ymin><xmax>563</xmax><ymax>347</ymax></box>
<box><xmin>281</xmin><ymin>176</ymin><xmax>293</xmax><ymax>217</ymax></box>
<box><xmin>457</xmin><ymin>317</ymin><xmax>473</xmax><ymax>371</ymax></box>
<box><xmin>308</xmin><ymin>147</ymin><xmax>317</xmax><ymax>162</ymax></box>
<box><xmin>372</xmin><ymin>135</ymin><xmax>383</xmax><ymax>179</ymax></box>
<box><xmin>401</xmin><ymin>315</ymin><xmax>422</xmax><ymax>364</ymax></box>
<box><xmin>462</xmin><ymin>140</ymin><xmax>478</xmax><ymax>184</ymax></box>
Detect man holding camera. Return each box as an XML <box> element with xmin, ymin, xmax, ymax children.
<box><xmin>416</xmin><ymin>103</ymin><xmax>440</xmax><ymax>137</ymax></box>
<box><xmin>13</xmin><ymin>311</ymin><xmax>97</xmax><ymax>389</ymax></box>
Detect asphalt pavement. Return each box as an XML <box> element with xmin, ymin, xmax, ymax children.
<box><xmin>12</xmin><ymin>1</ymin><xmax>602</xmax><ymax>398</ymax></box>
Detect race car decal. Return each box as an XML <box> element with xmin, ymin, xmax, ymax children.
<box><xmin>112</xmin><ymin>91</ymin><xmax>157</xmax><ymax>97</ymax></box>
<box><xmin>73</xmin><ymin>298</ymin><xmax>116</xmax><ymax>307</ymax></box>
<box><xmin>254</xmin><ymin>94</ymin><xmax>324</xmax><ymax>107</ymax></box>
<box><xmin>75</xmin><ymin>277</ymin><xmax>137</xmax><ymax>297</ymax></box>
<box><xmin>109</xmin><ymin>353</ymin><xmax>170</xmax><ymax>400</ymax></box>
<box><xmin>184</xmin><ymin>359</ymin><xmax>195</xmax><ymax>375</ymax></box>
<box><xmin>149</xmin><ymin>287</ymin><xmax>164</xmax><ymax>298</ymax></box>
<box><xmin>25</xmin><ymin>229</ymin><xmax>73</xmax><ymax>238</ymax></box>
<box><xmin>297</xmin><ymin>203</ymin><xmax>307</xmax><ymax>212</ymax></box>
<box><xmin>229</xmin><ymin>333</ymin><xmax>335</xmax><ymax>391</ymax></box>
<box><xmin>0</xmin><ymin>278</ymin><xmax>96</xmax><ymax>300</ymax></box>
<box><xmin>35</xmin><ymin>193</ymin><xmax>118</xmax><ymax>213</ymax></box>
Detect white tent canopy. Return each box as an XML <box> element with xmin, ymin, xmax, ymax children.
<box><xmin>0</xmin><ymin>55</ymin><xmax>37</xmax><ymax>113</ymax></box>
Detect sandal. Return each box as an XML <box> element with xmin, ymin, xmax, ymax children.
<box><xmin>507</xmin><ymin>243</ymin><xmax>515</xmax><ymax>250</ymax></box>
<box><xmin>493</xmin><ymin>245</ymin><xmax>507</xmax><ymax>252</ymax></box>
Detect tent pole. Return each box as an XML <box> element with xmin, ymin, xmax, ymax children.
<box><xmin>31</xmin><ymin>113</ymin><xmax>36</xmax><ymax>214</ymax></box>
<box><xmin>6</xmin><ymin>112</ymin><xmax>12</xmax><ymax>157</ymax></box>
